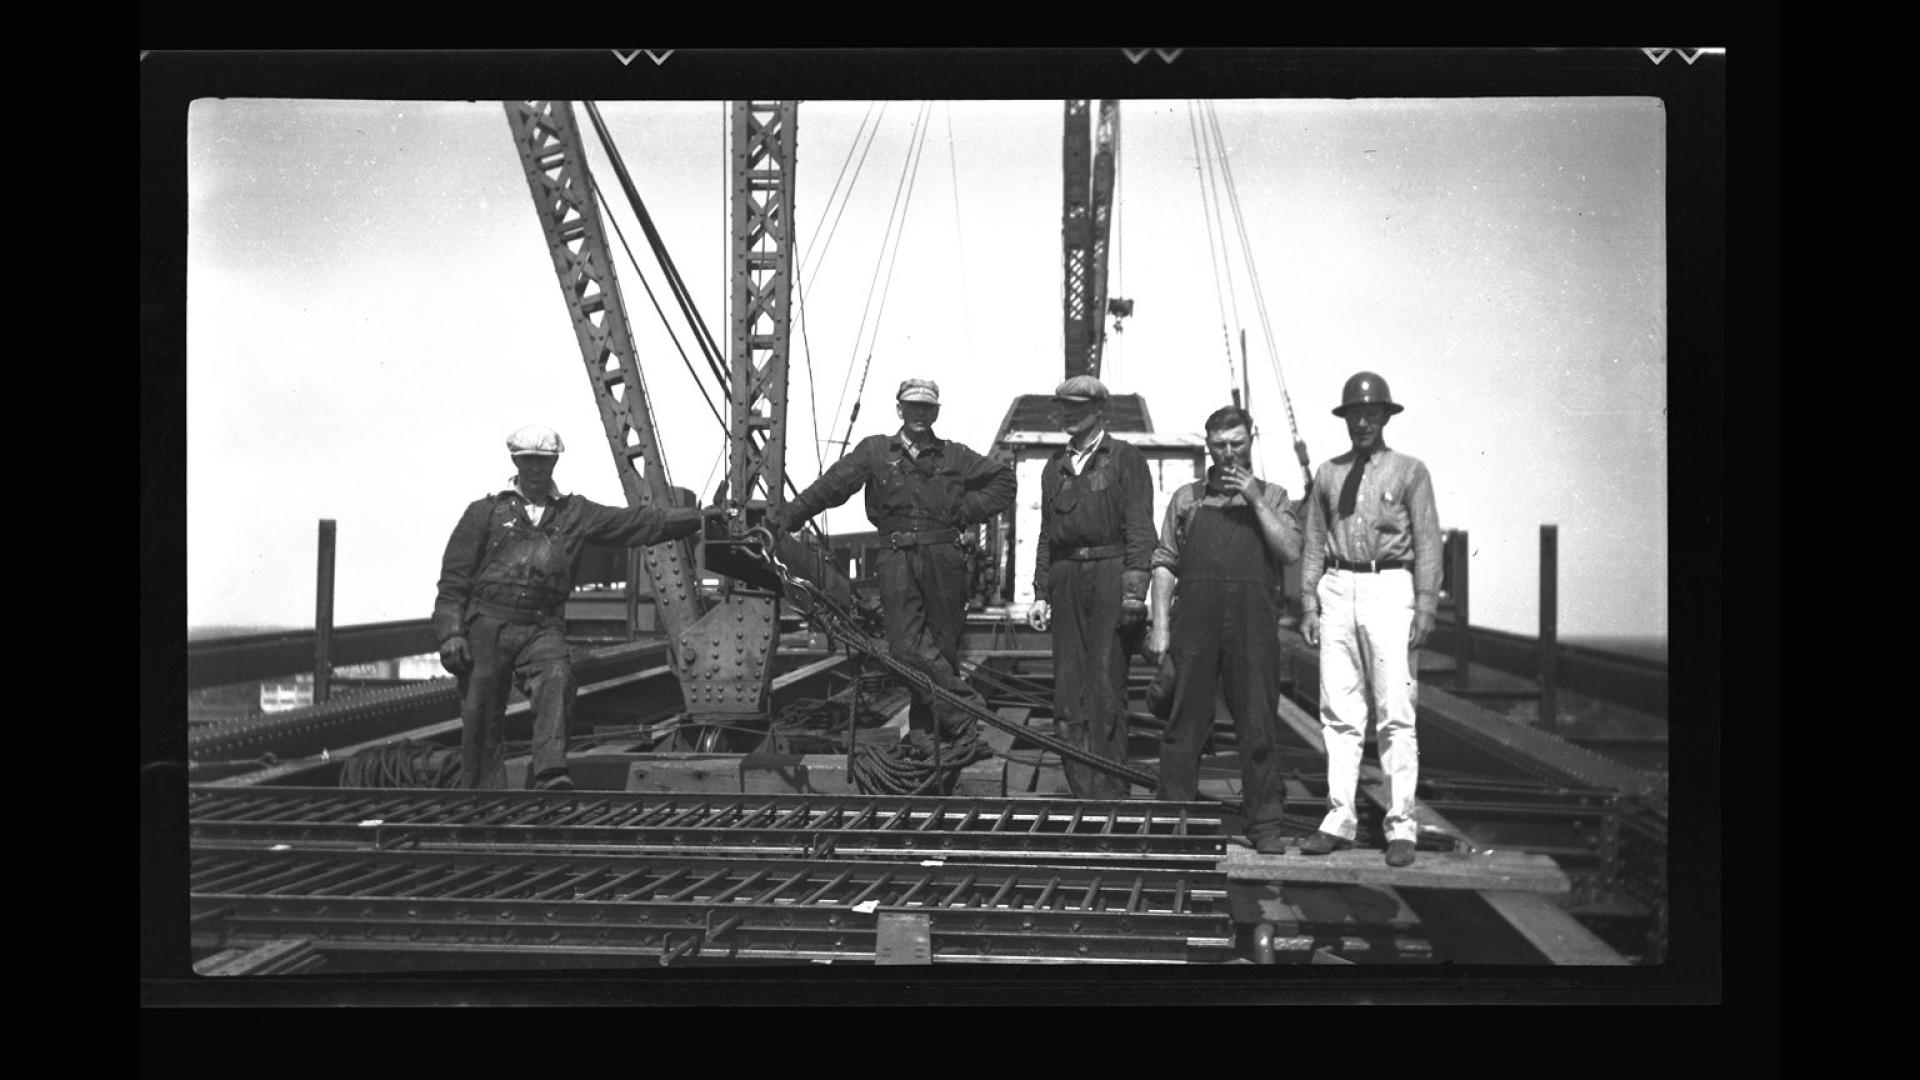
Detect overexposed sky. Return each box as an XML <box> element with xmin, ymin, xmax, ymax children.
<box><xmin>187</xmin><ymin>95</ymin><xmax>1667</xmax><ymax>638</ymax></box>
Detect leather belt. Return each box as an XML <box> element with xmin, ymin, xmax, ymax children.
<box><xmin>888</xmin><ymin>528</ymin><xmax>961</xmax><ymax>549</ymax></box>
<box><xmin>470</xmin><ymin>599</ymin><xmax>564</xmax><ymax>624</ymax></box>
<box><xmin>1052</xmin><ymin>543</ymin><xmax>1126</xmax><ymax>561</ymax></box>
<box><xmin>1328</xmin><ymin>555</ymin><xmax>1409</xmax><ymax>573</ymax></box>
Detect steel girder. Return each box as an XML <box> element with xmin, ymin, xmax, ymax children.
<box><xmin>726</xmin><ymin>101</ymin><xmax>795</xmax><ymax>525</ymax></box>
<box><xmin>502</xmin><ymin>100</ymin><xmax>706</xmax><ymax>657</ymax></box>
<box><xmin>670</xmin><ymin>101</ymin><xmax>799</xmax><ymax>726</ymax></box>
<box><xmin>1086</xmin><ymin>100</ymin><xmax>1119</xmax><ymax>379</ymax></box>
<box><xmin>1061</xmin><ymin>99</ymin><xmax>1117</xmax><ymax>380</ymax></box>
<box><xmin>1062</xmin><ymin>100</ymin><xmax>1092</xmax><ymax>377</ymax></box>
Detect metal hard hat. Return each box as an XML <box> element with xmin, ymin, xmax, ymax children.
<box><xmin>1332</xmin><ymin>372</ymin><xmax>1405</xmax><ymax>417</ymax></box>
<box><xmin>1052</xmin><ymin>375</ymin><xmax>1110</xmax><ymax>402</ymax></box>
<box><xmin>896</xmin><ymin>378</ymin><xmax>941</xmax><ymax>405</ymax></box>
<box><xmin>505</xmin><ymin>424</ymin><xmax>566</xmax><ymax>456</ymax></box>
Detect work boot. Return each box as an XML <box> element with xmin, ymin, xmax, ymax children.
<box><xmin>1384</xmin><ymin>839</ymin><xmax>1416</xmax><ymax>867</ymax></box>
<box><xmin>1253</xmin><ymin>833</ymin><xmax>1294</xmax><ymax>856</ymax></box>
<box><xmin>533</xmin><ymin>772</ymin><xmax>575</xmax><ymax>792</ymax></box>
<box><xmin>1299</xmin><ymin>830</ymin><xmax>1352</xmax><ymax>856</ymax></box>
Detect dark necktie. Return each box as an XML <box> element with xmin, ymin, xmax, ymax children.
<box><xmin>1337</xmin><ymin>449</ymin><xmax>1372</xmax><ymax>517</ymax></box>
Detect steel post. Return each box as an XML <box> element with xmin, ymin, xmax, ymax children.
<box><xmin>315</xmin><ymin>520</ymin><xmax>336</xmax><ymax>704</ymax></box>
<box><xmin>1450</xmin><ymin>529</ymin><xmax>1472</xmax><ymax>690</ymax></box>
<box><xmin>1539</xmin><ymin>525</ymin><xmax>1558</xmax><ymax>732</ymax></box>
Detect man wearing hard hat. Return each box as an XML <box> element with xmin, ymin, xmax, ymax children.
<box><xmin>432</xmin><ymin>425</ymin><xmax>712</xmax><ymax>790</ymax></box>
<box><xmin>765</xmin><ymin>379</ymin><xmax>1016</xmax><ymax>745</ymax></box>
<box><xmin>1026</xmin><ymin>375</ymin><xmax>1156</xmax><ymax>799</ymax></box>
<box><xmin>1298</xmin><ymin>373</ymin><xmax>1443</xmax><ymax>867</ymax></box>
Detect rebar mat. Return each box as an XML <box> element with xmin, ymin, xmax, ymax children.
<box><xmin>188</xmin><ymin>786</ymin><xmax>1231</xmax><ymax>863</ymax></box>
<box><xmin>189</xmin><ymin>847</ymin><xmax>1235</xmax><ymax>965</ymax></box>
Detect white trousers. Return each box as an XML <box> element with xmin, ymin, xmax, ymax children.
<box><xmin>1316</xmin><ymin>568</ymin><xmax>1420</xmax><ymax>844</ymax></box>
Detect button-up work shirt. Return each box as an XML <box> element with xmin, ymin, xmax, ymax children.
<box><xmin>1299</xmin><ymin>445</ymin><xmax>1443</xmax><ymax>617</ymax></box>
<box><xmin>783</xmin><ymin>429</ymin><xmax>1016</xmax><ymax>535</ymax></box>
<box><xmin>1065</xmin><ymin>430</ymin><xmax>1105</xmax><ymax>476</ymax></box>
<box><xmin>1150</xmin><ymin>475</ymin><xmax>1300</xmax><ymax>576</ymax></box>
<box><xmin>1032</xmin><ymin>433</ymin><xmax>1156</xmax><ymax>602</ymax></box>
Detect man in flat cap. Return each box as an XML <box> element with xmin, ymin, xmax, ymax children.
<box><xmin>433</xmin><ymin>425</ymin><xmax>714</xmax><ymax>791</ymax></box>
<box><xmin>1026</xmin><ymin>375</ymin><xmax>1156</xmax><ymax>799</ymax></box>
<box><xmin>765</xmin><ymin>380</ymin><xmax>1016</xmax><ymax>743</ymax></box>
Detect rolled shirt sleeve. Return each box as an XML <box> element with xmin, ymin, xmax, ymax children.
<box><xmin>1300</xmin><ymin>465</ymin><xmax>1332</xmax><ymax>617</ymax></box>
<box><xmin>1151</xmin><ymin>486</ymin><xmax>1191</xmax><ymax>574</ymax></box>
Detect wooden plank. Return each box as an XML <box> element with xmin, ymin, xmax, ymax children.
<box><xmin>1273</xmin><ymin>693</ymin><xmax>1475</xmax><ymax>849</ymax></box>
<box><xmin>1478</xmin><ymin>891</ymin><xmax>1633</xmax><ymax>966</ymax></box>
<box><xmin>950</xmin><ymin>757</ymin><xmax>1008</xmax><ymax>797</ymax></box>
<box><xmin>982</xmin><ymin>707</ymin><xmax>1030</xmax><ymax>755</ymax></box>
<box><xmin>1220</xmin><ymin>844</ymin><xmax>1570</xmax><ymax>894</ymax></box>
<box><xmin>1270</xmin><ymin>689</ymin><xmax>1627</xmax><ymax>964</ymax></box>
<box><xmin>624</xmin><ymin>755</ymin><xmax>741</xmax><ymax>794</ymax></box>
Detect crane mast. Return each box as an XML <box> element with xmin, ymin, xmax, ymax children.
<box><xmin>1062</xmin><ymin>99</ymin><xmax>1119</xmax><ymax>379</ymax></box>
<box><xmin>502</xmin><ymin>100</ymin><xmax>706</xmax><ymax>648</ymax></box>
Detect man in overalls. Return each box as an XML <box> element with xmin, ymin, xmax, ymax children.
<box><xmin>1147</xmin><ymin>406</ymin><xmax>1302</xmax><ymax>852</ymax></box>
<box><xmin>1025</xmin><ymin>375</ymin><xmax>1156</xmax><ymax>799</ymax></box>
<box><xmin>433</xmin><ymin>425</ymin><xmax>709</xmax><ymax>790</ymax></box>
<box><xmin>765</xmin><ymin>379</ymin><xmax>1016</xmax><ymax>742</ymax></box>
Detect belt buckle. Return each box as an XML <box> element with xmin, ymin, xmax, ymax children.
<box><xmin>890</xmin><ymin>531</ymin><xmax>908</xmax><ymax>549</ymax></box>
<box><xmin>1365</xmin><ymin>558</ymin><xmax>1378</xmax><ymax>573</ymax></box>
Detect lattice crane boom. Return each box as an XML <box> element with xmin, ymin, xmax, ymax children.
<box><xmin>502</xmin><ymin>100</ymin><xmax>707</xmax><ymax>649</ymax></box>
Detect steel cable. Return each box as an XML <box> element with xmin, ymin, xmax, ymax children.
<box><xmin>745</xmin><ymin>531</ymin><xmax>1453</xmax><ymax>849</ymax></box>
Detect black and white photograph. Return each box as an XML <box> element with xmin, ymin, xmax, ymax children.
<box><xmin>143</xmin><ymin>47</ymin><xmax>1739</xmax><ymax>1006</ymax></box>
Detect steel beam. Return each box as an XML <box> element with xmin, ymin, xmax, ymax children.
<box><xmin>188</xmin><ymin>620</ymin><xmax>440</xmax><ymax>690</ymax></box>
<box><xmin>1423</xmin><ymin>623</ymin><xmax>1668</xmax><ymax>719</ymax></box>
<box><xmin>188</xmin><ymin>640</ymin><xmax>670</xmax><ymax>764</ymax></box>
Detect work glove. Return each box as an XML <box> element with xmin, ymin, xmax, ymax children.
<box><xmin>762</xmin><ymin>505</ymin><xmax>795</xmax><ymax>533</ymax></box>
<box><xmin>439</xmin><ymin>634</ymin><xmax>472</xmax><ymax>677</ymax></box>
<box><xmin>1026</xmin><ymin>599</ymin><xmax>1052</xmax><ymax>631</ymax></box>
<box><xmin>1118</xmin><ymin>569</ymin><xmax>1150</xmax><ymax>633</ymax></box>
<box><xmin>660</xmin><ymin>506</ymin><xmax>705</xmax><ymax>541</ymax></box>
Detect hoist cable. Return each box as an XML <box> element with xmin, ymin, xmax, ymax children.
<box><xmin>587</xmin><ymin>170</ymin><xmax>727</xmax><ymax>435</ymax></box>
<box><xmin>1186</xmin><ymin>102</ymin><xmax>1240</xmax><ymax>405</ymax></box>
<box><xmin>1205</xmin><ymin>101</ymin><xmax>1311</xmax><ymax>487</ymax></box>
<box><xmin>582</xmin><ymin>101</ymin><xmax>731</xmax><ymax>397</ymax></box>
<box><xmin>826</xmin><ymin>102</ymin><xmax>932</xmax><ymax>459</ymax></box>
<box><xmin>943</xmin><ymin>102</ymin><xmax>975</xmax><ymax>367</ymax></box>
<box><xmin>800</xmin><ymin>101</ymin><xmax>884</xmax><ymax>297</ymax></box>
